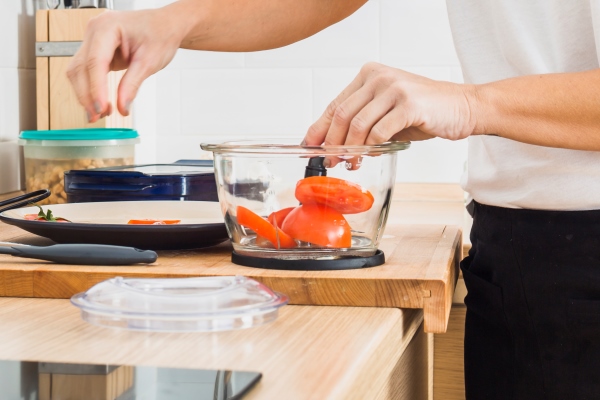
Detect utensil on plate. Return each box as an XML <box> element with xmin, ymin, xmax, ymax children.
<box><xmin>0</xmin><ymin>189</ymin><xmax>50</xmax><ymax>213</ymax></box>
<box><xmin>0</xmin><ymin>242</ymin><xmax>157</xmax><ymax>265</ymax></box>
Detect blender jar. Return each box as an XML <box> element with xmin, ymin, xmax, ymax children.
<box><xmin>201</xmin><ymin>140</ymin><xmax>409</xmax><ymax>268</ymax></box>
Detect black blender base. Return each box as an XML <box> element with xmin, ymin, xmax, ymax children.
<box><xmin>231</xmin><ymin>250</ymin><xmax>385</xmax><ymax>271</ymax></box>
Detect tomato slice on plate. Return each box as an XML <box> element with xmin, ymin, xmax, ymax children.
<box><xmin>236</xmin><ymin>206</ymin><xmax>296</xmax><ymax>249</ymax></box>
<box><xmin>267</xmin><ymin>207</ymin><xmax>296</xmax><ymax>228</ymax></box>
<box><xmin>281</xmin><ymin>203</ymin><xmax>351</xmax><ymax>248</ymax></box>
<box><xmin>295</xmin><ymin>176</ymin><xmax>374</xmax><ymax>214</ymax></box>
<box><xmin>127</xmin><ymin>219</ymin><xmax>181</xmax><ymax>225</ymax></box>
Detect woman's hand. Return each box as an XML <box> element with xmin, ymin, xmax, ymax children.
<box><xmin>304</xmin><ymin>62</ymin><xmax>477</xmax><ymax>146</ymax></box>
<box><xmin>67</xmin><ymin>9</ymin><xmax>187</xmax><ymax>122</ymax></box>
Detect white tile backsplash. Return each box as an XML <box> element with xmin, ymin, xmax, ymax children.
<box><xmin>244</xmin><ymin>1</ymin><xmax>380</xmax><ymax>68</ymax></box>
<box><xmin>312</xmin><ymin>68</ymin><xmax>362</xmax><ymax>120</ymax></box>
<box><xmin>179</xmin><ymin>69</ymin><xmax>312</xmax><ymax>137</ymax></box>
<box><xmin>380</xmin><ymin>0</ymin><xmax>460</xmax><ymax>68</ymax></box>
<box><xmin>0</xmin><ymin>68</ymin><xmax>36</xmax><ymax>142</ymax></box>
<box><xmin>155</xmin><ymin>135</ymin><xmax>214</xmax><ymax>164</ymax></box>
<box><xmin>155</xmin><ymin>69</ymin><xmax>180</xmax><ymax>138</ymax></box>
<box><xmin>396</xmin><ymin>138</ymin><xmax>468</xmax><ymax>183</ymax></box>
<box><xmin>169</xmin><ymin>49</ymin><xmax>244</xmax><ymax>70</ymax></box>
<box><xmin>132</xmin><ymin>74</ymin><xmax>158</xmax><ymax>164</ymax></box>
<box><xmin>0</xmin><ymin>0</ymin><xmax>36</xmax><ymax>69</ymax></box>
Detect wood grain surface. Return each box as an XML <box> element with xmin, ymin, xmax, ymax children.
<box><xmin>0</xmin><ymin>298</ymin><xmax>427</xmax><ymax>400</ymax></box>
<box><xmin>0</xmin><ymin>184</ymin><xmax>464</xmax><ymax>333</ymax></box>
<box><xmin>38</xmin><ymin>9</ymin><xmax>131</xmax><ymax>130</ymax></box>
<box><xmin>0</xmin><ymin>223</ymin><xmax>460</xmax><ymax>334</ymax></box>
<box><xmin>36</xmin><ymin>11</ymin><xmax>49</xmax><ymax>131</ymax></box>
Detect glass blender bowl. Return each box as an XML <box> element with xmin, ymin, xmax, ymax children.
<box><xmin>201</xmin><ymin>140</ymin><xmax>409</xmax><ymax>269</ymax></box>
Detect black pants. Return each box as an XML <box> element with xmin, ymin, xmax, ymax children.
<box><xmin>461</xmin><ymin>201</ymin><xmax>600</xmax><ymax>400</ymax></box>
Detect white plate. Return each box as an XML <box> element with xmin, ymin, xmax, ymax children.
<box><xmin>0</xmin><ymin>201</ymin><xmax>229</xmax><ymax>250</ymax></box>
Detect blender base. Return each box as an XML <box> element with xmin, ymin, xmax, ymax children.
<box><xmin>231</xmin><ymin>250</ymin><xmax>385</xmax><ymax>271</ymax></box>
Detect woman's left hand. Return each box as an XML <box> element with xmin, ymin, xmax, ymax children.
<box><xmin>303</xmin><ymin>62</ymin><xmax>477</xmax><ymax>146</ymax></box>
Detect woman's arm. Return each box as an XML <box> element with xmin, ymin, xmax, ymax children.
<box><xmin>471</xmin><ymin>69</ymin><xmax>600</xmax><ymax>151</ymax></box>
<box><xmin>304</xmin><ymin>63</ymin><xmax>600</xmax><ymax>151</ymax></box>
<box><xmin>68</xmin><ymin>0</ymin><xmax>366</xmax><ymax>122</ymax></box>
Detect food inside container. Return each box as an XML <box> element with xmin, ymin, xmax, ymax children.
<box><xmin>19</xmin><ymin>128</ymin><xmax>139</xmax><ymax>205</ymax></box>
<box><xmin>201</xmin><ymin>140</ymin><xmax>409</xmax><ymax>268</ymax></box>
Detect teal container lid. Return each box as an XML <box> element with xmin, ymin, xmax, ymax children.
<box><xmin>20</xmin><ymin>128</ymin><xmax>139</xmax><ymax>141</ymax></box>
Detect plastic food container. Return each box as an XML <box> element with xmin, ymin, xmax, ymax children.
<box><xmin>64</xmin><ymin>160</ymin><xmax>218</xmax><ymax>203</ymax></box>
<box><xmin>70</xmin><ymin>275</ymin><xmax>289</xmax><ymax>332</ymax></box>
<box><xmin>19</xmin><ymin>128</ymin><xmax>139</xmax><ymax>205</ymax></box>
<box><xmin>201</xmin><ymin>140</ymin><xmax>410</xmax><ymax>269</ymax></box>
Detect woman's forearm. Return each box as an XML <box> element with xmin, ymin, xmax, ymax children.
<box><xmin>167</xmin><ymin>0</ymin><xmax>367</xmax><ymax>52</ymax></box>
<box><xmin>471</xmin><ymin>70</ymin><xmax>600</xmax><ymax>150</ymax></box>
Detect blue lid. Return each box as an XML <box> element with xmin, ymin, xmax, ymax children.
<box><xmin>63</xmin><ymin>161</ymin><xmax>219</xmax><ymax>202</ymax></box>
<box><xmin>20</xmin><ymin>128</ymin><xmax>139</xmax><ymax>141</ymax></box>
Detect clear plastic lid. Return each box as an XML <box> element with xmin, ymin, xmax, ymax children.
<box><xmin>71</xmin><ymin>276</ymin><xmax>289</xmax><ymax>332</ymax></box>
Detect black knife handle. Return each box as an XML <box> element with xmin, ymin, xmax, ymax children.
<box><xmin>10</xmin><ymin>244</ymin><xmax>157</xmax><ymax>265</ymax></box>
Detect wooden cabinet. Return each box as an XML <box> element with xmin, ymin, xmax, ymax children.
<box><xmin>39</xmin><ymin>364</ymin><xmax>134</xmax><ymax>400</ymax></box>
<box><xmin>434</xmin><ymin>305</ymin><xmax>466</xmax><ymax>400</ymax></box>
<box><xmin>36</xmin><ymin>9</ymin><xmax>131</xmax><ymax>130</ymax></box>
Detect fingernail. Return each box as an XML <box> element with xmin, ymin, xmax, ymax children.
<box><xmin>125</xmin><ymin>101</ymin><xmax>131</xmax><ymax>114</ymax></box>
<box><xmin>323</xmin><ymin>158</ymin><xmax>331</xmax><ymax>168</ymax></box>
<box><xmin>300</xmin><ymin>139</ymin><xmax>306</xmax><ymax>146</ymax></box>
<box><xmin>86</xmin><ymin>111</ymin><xmax>92</xmax><ymax>122</ymax></box>
<box><xmin>94</xmin><ymin>102</ymin><xmax>102</xmax><ymax>114</ymax></box>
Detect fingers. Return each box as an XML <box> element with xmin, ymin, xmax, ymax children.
<box><xmin>366</xmin><ymin>107</ymin><xmax>410</xmax><ymax>145</ymax></box>
<box><xmin>323</xmin><ymin>87</ymin><xmax>374</xmax><ymax>145</ymax></box>
<box><xmin>67</xmin><ymin>56</ymin><xmax>96</xmax><ymax>122</ymax></box>
<box><xmin>67</xmin><ymin>15</ymin><xmax>121</xmax><ymax>122</ymax></box>
<box><xmin>390</xmin><ymin>127</ymin><xmax>435</xmax><ymax>142</ymax></box>
<box><xmin>345</xmin><ymin>93</ymin><xmax>395</xmax><ymax>145</ymax></box>
<box><xmin>304</xmin><ymin>75</ymin><xmax>364</xmax><ymax>146</ymax></box>
<box><xmin>117</xmin><ymin>58</ymin><xmax>150</xmax><ymax>116</ymax></box>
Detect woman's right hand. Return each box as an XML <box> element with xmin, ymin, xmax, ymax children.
<box><xmin>67</xmin><ymin>9</ymin><xmax>187</xmax><ymax>122</ymax></box>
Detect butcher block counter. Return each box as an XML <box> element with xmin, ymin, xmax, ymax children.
<box><xmin>0</xmin><ymin>183</ymin><xmax>468</xmax><ymax>399</ymax></box>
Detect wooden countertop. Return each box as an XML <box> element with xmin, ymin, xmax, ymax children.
<box><xmin>0</xmin><ymin>184</ymin><xmax>468</xmax><ymax>332</ymax></box>
<box><xmin>0</xmin><ymin>298</ymin><xmax>425</xmax><ymax>400</ymax></box>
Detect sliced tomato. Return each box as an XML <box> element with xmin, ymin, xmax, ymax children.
<box><xmin>281</xmin><ymin>203</ymin><xmax>351</xmax><ymax>248</ymax></box>
<box><xmin>23</xmin><ymin>214</ymin><xmax>70</xmax><ymax>222</ymax></box>
<box><xmin>267</xmin><ymin>207</ymin><xmax>296</xmax><ymax>228</ymax></box>
<box><xmin>236</xmin><ymin>206</ymin><xmax>296</xmax><ymax>249</ymax></box>
<box><xmin>295</xmin><ymin>176</ymin><xmax>374</xmax><ymax>214</ymax></box>
<box><xmin>127</xmin><ymin>219</ymin><xmax>181</xmax><ymax>225</ymax></box>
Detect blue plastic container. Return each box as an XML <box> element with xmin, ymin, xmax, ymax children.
<box><xmin>64</xmin><ymin>160</ymin><xmax>218</xmax><ymax>203</ymax></box>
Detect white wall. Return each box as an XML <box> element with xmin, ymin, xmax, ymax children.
<box><xmin>0</xmin><ymin>0</ymin><xmax>37</xmax><ymax>194</ymax></box>
<box><xmin>0</xmin><ymin>0</ymin><xmax>468</xmax><ymax>194</ymax></box>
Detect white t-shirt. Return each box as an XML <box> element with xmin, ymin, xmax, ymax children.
<box><xmin>446</xmin><ymin>0</ymin><xmax>600</xmax><ymax>210</ymax></box>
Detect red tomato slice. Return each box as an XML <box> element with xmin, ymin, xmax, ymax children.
<box><xmin>237</xmin><ymin>206</ymin><xmax>296</xmax><ymax>249</ymax></box>
<box><xmin>127</xmin><ymin>219</ymin><xmax>181</xmax><ymax>225</ymax></box>
<box><xmin>295</xmin><ymin>176</ymin><xmax>374</xmax><ymax>214</ymax></box>
<box><xmin>267</xmin><ymin>207</ymin><xmax>296</xmax><ymax>228</ymax></box>
<box><xmin>281</xmin><ymin>203</ymin><xmax>351</xmax><ymax>248</ymax></box>
<box><xmin>23</xmin><ymin>214</ymin><xmax>70</xmax><ymax>222</ymax></box>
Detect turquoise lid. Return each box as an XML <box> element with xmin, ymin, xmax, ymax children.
<box><xmin>20</xmin><ymin>128</ymin><xmax>138</xmax><ymax>141</ymax></box>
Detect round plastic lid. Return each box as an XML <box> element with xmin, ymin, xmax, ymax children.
<box><xmin>70</xmin><ymin>275</ymin><xmax>289</xmax><ymax>332</ymax></box>
<box><xmin>20</xmin><ymin>128</ymin><xmax>139</xmax><ymax>141</ymax></box>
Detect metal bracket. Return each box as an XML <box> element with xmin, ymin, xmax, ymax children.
<box><xmin>36</xmin><ymin>41</ymin><xmax>82</xmax><ymax>57</ymax></box>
